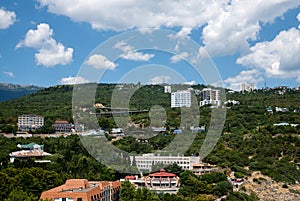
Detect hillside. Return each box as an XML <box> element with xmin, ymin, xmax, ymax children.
<box><xmin>0</xmin><ymin>84</ymin><xmax>300</xmax><ymax>186</ymax></box>
<box><xmin>0</xmin><ymin>83</ymin><xmax>43</xmax><ymax>102</ymax></box>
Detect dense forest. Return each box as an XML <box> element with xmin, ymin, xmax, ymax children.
<box><xmin>0</xmin><ymin>84</ymin><xmax>300</xmax><ymax>200</ymax></box>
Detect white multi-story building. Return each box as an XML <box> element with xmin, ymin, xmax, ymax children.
<box><xmin>171</xmin><ymin>90</ymin><xmax>191</xmax><ymax>108</ymax></box>
<box><xmin>199</xmin><ymin>88</ymin><xmax>221</xmax><ymax>107</ymax></box>
<box><xmin>130</xmin><ymin>153</ymin><xmax>201</xmax><ymax>172</ymax></box>
<box><xmin>18</xmin><ymin>114</ymin><xmax>44</xmax><ymax>131</ymax></box>
<box><xmin>240</xmin><ymin>83</ymin><xmax>255</xmax><ymax>92</ymax></box>
<box><xmin>164</xmin><ymin>86</ymin><xmax>172</xmax><ymax>93</ymax></box>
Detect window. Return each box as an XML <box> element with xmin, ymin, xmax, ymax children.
<box><xmin>77</xmin><ymin>198</ymin><xmax>82</xmax><ymax>201</ymax></box>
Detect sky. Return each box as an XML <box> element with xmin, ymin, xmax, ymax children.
<box><xmin>1</xmin><ymin>0</ymin><xmax>300</xmax><ymax>90</ymax></box>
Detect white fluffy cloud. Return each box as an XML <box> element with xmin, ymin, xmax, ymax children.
<box><xmin>170</xmin><ymin>52</ymin><xmax>188</xmax><ymax>63</ymax></box>
<box><xmin>184</xmin><ymin>80</ymin><xmax>196</xmax><ymax>85</ymax></box>
<box><xmin>86</xmin><ymin>54</ymin><xmax>117</xmax><ymax>70</ymax></box>
<box><xmin>59</xmin><ymin>76</ymin><xmax>89</xmax><ymax>85</ymax></box>
<box><xmin>237</xmin><ymin>27</ymin><xmax>300</xmax><ymax>82</ymax></box>
<box><xmin>149</xmin><ymin>75</ymin><xmax>171</xmax><ymax>85</ymax></box>
<box><xmin>37</xmin><ymin>0</ymin><xmax>214</xmax><ymax>30</ymax></box>
<box><xmin>37</xmin><ymin>0</ymin><xmax>300</xmax><ymax>57</ymax></box>
<box><xmin>4</xmin><ymin>71</ymin><xmax>15</xmax><ymax>77</ymax></box>
<box><xmin>202</xmin><ymin>0</ymin><xmax>300</xmax><ymax>56</ymax></box>
<box><xmin>223</xmin><ymin>69</ymin><xmax>263</xmax><ymax>91</ymax></box>
<box><xmin>16</xmin><ymin>23</ymin><xmax>73</xmax><ymax>67</ymax></box>
<box><xmin>0</xmin><ymin>8</ymin><xmax>16</xmax><ymax>29</ymax></box>
<box><xmin>114</xmin><ymin>41</ymin><xmax>154</xmax><ymax>61</ymax></box>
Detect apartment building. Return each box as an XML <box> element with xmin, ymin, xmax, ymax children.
<box><xmin>240</xmin><ymin>82</ymin><xmax>254</xmax><ymax>92</ymax></box>
<box><xmin>199</xmin><ymin>88</ymin><xmax>221</xmax><ymax>107</ymax></box>
<box><xmin>171</xmin><ymin>90</ymin><xmax>191</xmax><ymax>108</ymax></box>
<box><xmin>18</xmin><ymin>114</ymin><xmax>44</xmax><ymax>131</ymax></box>
<box><xmin>40</xmin><ymin>179</ymin><xmax>121</xmax><ymax>201</ymax></box>
<box><xmin>164</xmin><ymin>86</ymin><xmax>172</xmax><ymax>93</ymax></box>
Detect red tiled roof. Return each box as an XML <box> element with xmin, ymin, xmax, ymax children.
<box><xmin>65</xmin><ymin>179</ymin><xmax>90</xmax><ymax>189</ymax></box>
<box><xmin>148</xmin><ymin>169</ymin><xmax>176</xmax><ymax>177</ymax></box>
<box><xmin>125</xmin><ymin>176</ymin><xmax>136</xmax><ymax>180</ymax></box>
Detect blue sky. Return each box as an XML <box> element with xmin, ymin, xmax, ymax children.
<box><xmin>1</xmin><ymin>0</ymin><xmax>300</xmax><ymax>90</ymax></box>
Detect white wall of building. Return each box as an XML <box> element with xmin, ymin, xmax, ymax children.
<box><xmin>171</xmin><ymin>91</ymin><xmax>191</xmax><ymax>108</ymax></box>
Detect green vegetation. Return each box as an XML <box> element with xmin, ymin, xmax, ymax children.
<box><xmin>0</xmin><ymin>135</ymin><xmax>119</xmax><ymax>201</ymax></box>
<box><xmin>0</xmin><ymin>84</ymin><xmax>300</xmax><ymax>200</ymax></box>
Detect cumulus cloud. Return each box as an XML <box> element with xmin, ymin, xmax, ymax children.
<box><xmin>37</xmin><ymin>0</ymin><xmax>300</xmax><ymax>57</ymax></box>
<box><xmin>114</xmin><ymin>41</ymin><xmax>154</xmax><ymax>61</ymax></box>
<box><xmin>237</xmin><ymin>27</ymin><xmax>300</xmax><ymax>82</ymax></box>
<box><xmin>169</xmin><ymin>27</ymin><xmax>192</xmax><ymax>39</ymax></box>
<box><xmin>0</xmin><ymin>8</ymin><xmax>16</xmax><ymax>29</ymax></box>
<box><xmin>4</xmin><ymin>71</ymin><xmax>15</xmax><ymax>77</ymax></box>
<box><xmin>170</xmin><ymin>52</ymin><xmax>188</xmax><ymax>63</ymax></box>
<box><xmin>223</xmin><ymin>69</ymin><xmax>263</xmax><ymax>91</ymax></box>
<box><xmin>86</xmin><ymin>54</ymin><xmax>117</xmax><ymax>70</ymax></box>
<box><xmin>202</xmin><ymin>0</ymin><xmax>300</xmax><ymax>56</ymax></box>
<box><xmin>184</xmin><ymin>80</ymin><xmax>196</xmax><ymax>85</ymax></box>
<box><xmin>148</xmin><ymin>75</ymin><xmax>171</xmax><ymax>85</ymax></box>
<box><xmin>37</xmin><ymin>0</ymin><xmax>214</xmax><ymax>31</ymax></box>
<box><xmin>16</xmin><ymin>23</ymin><xmax>73</xmax><ymax>67</ymax></box>
<box><xmin>59</xmin><ymin>76</ymin><xmax>89</xmax><ymax>85</ymax></box>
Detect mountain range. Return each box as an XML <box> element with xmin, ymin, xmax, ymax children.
<box><xmin>0</xmin><ymin>83</ymin><xmax>43</xmax><ymax>102</ymax></box>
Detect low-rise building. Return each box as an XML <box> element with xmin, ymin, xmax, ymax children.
<box><xmin>53</xmin><ymin>120</ymin><xmax>73</xmax><ymax>133</ymax></box>
<box><xmin>53</xmin><ymin>120</ymin><xmax>85</xmax><ymax>133</ymax></box>
<box><xmin>40</xmin><ymin>179</ymin><xmax>121</xmax><ymax>201</ymax></box>
<box><xmin>121</xmin><ymin>169</ymin><xmax>180</xmax><ymax>194</ymax></box>
<box><xmin>130</xmin><ymin>154</ymin><xmax>201</xmax><ymax>172</ymax></box>
<box><xmin>190</xmin><ymin>126</ymin><xmax>205</xmax><ymax>133</ymax></box>
<box><xmin>191</xmin><ymin>163</ymin><xmax>218</xmax><ymax>175</ymax></box>
<box><xmin>9</xmin><ymin>142</ymin><xmax>52</xmax><ymax>163</ymax></box>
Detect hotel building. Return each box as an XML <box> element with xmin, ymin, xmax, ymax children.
<box><xmin>40</xmin><ymin>179</ymin><xmax>121</xmax><ymax>201</ymax></box>
<box><xmin>18</xmin><ymin>114</ymin><xmax>44</xmax><ymax>131</ymax></box>
<box><xmin>130</xmin><ymin>153</ymin><xmax>201</xmax><ymax>172</ymax></box>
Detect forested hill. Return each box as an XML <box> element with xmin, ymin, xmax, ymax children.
<box><xmin>1</xmin><ymin>84</ymin><xmax>300</xmax><ymax>126</ymax></box>
<box><xmin>0</xmin><ymin>83</ymin><xmax>43</xmax><ymax>102</ymax></box>
<box><xmin>0</xmin><ymin>84</ymin><xmax>300</xmax><ymax>186</ymax></box>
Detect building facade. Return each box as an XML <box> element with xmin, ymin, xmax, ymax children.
<box><xmin>9</xmin><ymin>142</ymin><xmax>52</xmax><ymax>163</ymax></box>
<box><xmin>240</xmin><ymin>83</ymin><xmax>254</xmax><ymax>92</ymax></box>
<box><xmin>53</xmin><ymin>120</ymin><xmax>73</xmax><ymax>133</ymax></box>
<box><xmin>171</xmin><ymin>90</ymin><xmax>191</xmax><ymax>108</ymax></box>
<box><xmin>53</xmin><ymin>120</ymin><xmax>85</xmax><ymax>133</ymax></box>
<box><xmin>130</xmin><ymin>153</ymin><xmax>201</xmax><ymax>172</ymax></box>
<box><xmin>18</xmin><ymin>114</ymin><xmax>44</xmax><ymax>131</ymax></box>
<box><xmin>164</xmin><ymin>86</ymin><xmax>172</xmax><ymax>93</ymax></box>
<box><xmin>40</xmin><ymin>179</ymin><xmax>121</xmax><ymax>201</ymax></box>
<box><xmin>121</xmin><ymin>169</ymin><xmax>180</xmax><ymax>194</ymax></box>
<box><xmin>199</xmin><ymin>88</ymin><xmax>221</xmax><ymax>107</ymax></box>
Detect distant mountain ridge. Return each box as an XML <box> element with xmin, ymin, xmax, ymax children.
<box><xmin>0</xmin><ymin>83</ymin><xmax>43</xmax><ymax>102</ymax></box>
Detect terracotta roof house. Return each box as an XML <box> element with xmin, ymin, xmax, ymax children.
<box><xmin>40</xmin><ymin>179</ymin><xmax>121</xmax><ymax>201</ymax></box>
<box><xmin>121</xmin><ymin>169</ymin><xmax>180</xmax><ymax>194</ymax></box>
